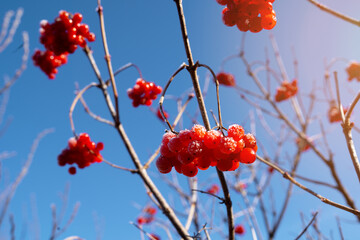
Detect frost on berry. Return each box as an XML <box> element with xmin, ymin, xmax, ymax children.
<box><xmin>155</xmin><ymin>123</ymin><xmax>257</xmax><ymax>176</ymax></box>
<box><xmin>228</xmin><ymin>124</ymin><xmax>244</xmax><ymax>141</ymax></box>
<box><xmin>204</xmin><ymin>130</ymin><xmax>222</xmax><ymax>149</ymax></box>
<box><xmin>191</xmin><ymin>124</ymin><xmax>206</xmax><ymax>140</ymax></box>
<box><xmin>219</xmin><ymin>136</ymin><xmax>237</xmax><ymax>154</ymax></box>
<box><xmin>57</xmin><ymin>133</ymin><xmax>103</xmax><ymax>174</ymax></box>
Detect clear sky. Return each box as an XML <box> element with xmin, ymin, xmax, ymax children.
<box><xmin>1</xmin><ymin>0</ymin><xmax>360</xmax><ymax>239</ymax></box>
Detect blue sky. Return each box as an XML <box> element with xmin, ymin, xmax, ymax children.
<box><xmin>2</xmin><ymin>0</ymin><xmax>360</xmax><ymax>239</ymax></box>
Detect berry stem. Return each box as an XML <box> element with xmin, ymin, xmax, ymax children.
<box><xmin>306</xmin><ymin>0</ymin><xmax>360</xmax><ymax>27</ymax></box>
<box><xmin>334</xmin><ymin>72</ymin><xmax>360</xmax><ymax>185</ymax></box>
<box><xmin>173</xmin><ymin>1</ymin><xmax>235</xmax><ymax>239</ymax></box>
<box><xmin>97</xmin><ymin>0</ymin><xmax>120</xmax><ymax>125</ymax></box>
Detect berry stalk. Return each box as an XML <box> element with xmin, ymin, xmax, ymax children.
<box><xmin>173</xmin><ymin>1</ymin><xmax>235</xmax><ymax>239</ymax></box>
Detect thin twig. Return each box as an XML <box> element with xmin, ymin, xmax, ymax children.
<box><xmin>0</xmin><ymin>8</ymin><xmax>23</xmax><ymax>53</ymax></box>
<box><xmin>306</xmin><ymin>0</ymin><xmax>360</xmax><ymax>27</ymax></box>
<box><xmin>334</xmin><ymin>72</ymin><xmax>360</xmax><ymax>184</ymax></box>
<box><xmin>0</xmin><ymin>129</ymin><xmax>54</xmax><ymax>230</ymax></box>
<box><xmin>97</xmin><ymin>1</ymin><xmax>120</xmax><ymax>123</ymax></box>
<box><xmin>336</xmin><ymin>216</ymin><xmax>344</xmax><ymax>240</ymax></box>
<box><xmin>69</xmin><ymin>83</ymin><xmax>100</xmax><ymax>137</ymax></box>
<box><xmin>295</xmin><ymin>212</ymin><xmax>318</xmax><ymax>240</ymax></box>
<box><xmin>0</xmin><ymin>31</ymin><xmax>29</xmax><ymax>95</ymax></box>
<box><xmin>256</xmin><ymin>155</ymin><xmax>360</xmax><ymax>217</ymax></box>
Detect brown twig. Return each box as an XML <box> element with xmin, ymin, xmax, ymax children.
<box><xmin>256</xmin><ymin>155</ymin><xmax>360</xmax><ymax>217</ymax></box>
<box><xmin>295</xmin><ymin>212</ymin><xmax>318</xmax><ymax>240</ymax></box>
<box><xmin>306</xmin><ymin>0</ymin><xmax>360</xmax><ymax>27</ymax></box>
<box><xmin>97</xmin><ymin>0</ymin><xmax>120</xmax><ymax>124</ymax></box>
<box><xmin>69</xmin><ymin>83</ymin><xmax>100</xmax><ymax>137</ymax></box>
<box><xmin>334</xmin><ymin>72</ymin><xmax>360</xmax><ymax>184</ymax></box>
<box><xmin>173</xmin><ymin>2</ymin><xmax>235</xmax><ymax>237</ymax></box>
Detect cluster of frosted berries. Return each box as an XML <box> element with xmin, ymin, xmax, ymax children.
<box><xmin>216</xmin><ymin>0</ymin><xmax>277</xmax><ymax>33</ymax></box>
<box><xmin>156</xmin><ymin>124</ymin><xmax>257</xmax><ymax>177</ymax></box>
<box><xmin>33</xmin><ymin>10</ymin><xmax>95</xmax><ymax>79</ymax></box>
<box><xmin>346</xmin><ymin>61</ymin><xmax>360</xmax><ymax>82</ymax></box>
<box><xmin>127</xmin><ymin>78</ymin><xmax>163</xmax><ymax>107</ymax></box>
<box><xmin>274</xmin><ymin>79</ymin><xmax>298</xmax><ymax>102</ymax></box>
<box><xmin>58</xmin><ymin>133</ymin><xmax>103</xmax><ymax>175</ymax></box>
<box><xmin>136</xmin><ymin>206</ymin><xmax>157</xmax><ymax>225</ymax></box>
<box><xmin>216</xmin><ymin>72</ymin><xmax>236</xmax><ymax>87</ymax></box>
<box><xmin>328</xmin><ymin>103</ymin><xmax>348</xmax><ymax>123</ymax></box>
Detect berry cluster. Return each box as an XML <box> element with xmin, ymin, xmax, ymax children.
<box><xmin>207</xmin><ymin>184</ymin><xmax>220</xmax><ymax>195</ymax></box>
<box><xmin>216</xmin><ymin>72</ymin><xmax>236</xmax><ymax>87</ymax></box>
<box><xmin>274</xmin><ymin>79</ymin><xmax>298</xmax><ymax>102</ymax></box>
<box><xmin>216</xmin><ymin>0</ymin><xmax>277</xmax><ymax>33</ymax></box>
<box><xmin>235</xmin><ymin>224</ymin><xmax>245</xmax><ymax>235</ymax></box>
<box><xmin>58</xmin><ymin>133</ymin><xmax>103</xmax><ymax>175</ymax></box>
<box><xmin>136</xmin><ymin>206</ymin><xmax>157</xmax><ymax>225</ymax></box>
<box><xmin>295</xmin><ymin>137</ymin><xmax>311</xmax><ymax>152</ymax></box>
<box><xmin>156</xmin><ymin>124</ymin><xmax>257</xmax><ymax>177</ymax></box>
<box><xmin>32</xmin><ymin>50</ymin><xmax>68</xmax><ymax>79</ymax></box>
<box><xmin>328</xmin><ymin>104</ymin><xmax>348</xmax><ymax>123</ymax></box>
<box><xmin>127</xmin><ymin>78</ymin><xmax>163</xmax><ymax>107</ymax></box>
<box><xmin>33</xmin><ymin>10</ymin><xmax>95</xmax><ymax>79</ymax></box>
<box><xmin>346</xmin><ymin>61</ymin><xmax>360</xmax><ymax>82</ymax></box>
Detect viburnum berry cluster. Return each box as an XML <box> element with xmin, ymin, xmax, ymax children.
<box><xmin>136</xmin><ymin>206</ymin><xmax>157</xmax><ymax>225</ymax></box>
<box><xmin>328</xmin><ymin>103</ymin><xmax>348</xmax><ymax>123</ymax></box>
<box><xmin>156</xmin><ymin>124</ymin><xmax>257</xmax><ymax>177</ymax></box>
<box><xmin>216</xmin><ymin>72</ymin><xmax>236</xmax><ymax>87</ymax></box>
<box><xmin>33</xmin><ymin>10</ymin><xmax>95</xmax><ymax>79</ymax></box>
<box><xmin>346</xmin><ymin>61</ymin><xmax>360</xmax><ymax>82</ymax></box>
<box><xmin>57</xmin><ymin>133</ymin><xmax>103</xmax><ymax>175</ymax></box>
<box><xmin>274</xmin><ymin>79</ymin><xmax>298</xmax><ymax>102</ymax></box>
<box><xmin>127</xmin><ymin>78</ymin><xmax>163</xmax><ymax>107</ymax></box>
<box><xmin>295</xmin><ymin>137</ymin><xmax>311</xmax><ymax>152</ymax></box>
<box><xmin>216</xmin><ymin>0</ymin><xmax>277</xmax><ymax>33</ymax></box>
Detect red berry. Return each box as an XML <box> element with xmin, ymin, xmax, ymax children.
<box><xmin>182</xmin><ymin>162</ymin><xmax>198</xmax><ymax>177</ymax></box>
<box><xmin>156</xmin><ymin>155</ymin><xmax>173</xmax><ymax>174</ymax></box>
<box><xmin>239</xmin><ymin>148</ymin><xmax>256</xmax><ymax>164</ymax></box>
<box><xmin>68</xmin><ymin>166</ymin><xmax>76</xmax><ymax>175</ymax></box>
<box><xmin>216</xmin><ymin>72</ymin><xmax>236</xmax><ymax>87</ymax></box>
<box><xmin>235</xmin><ymin>224</ymin><xmax>245</xmax><ymax>235</ymax></box>
<box><xmin>219</xmin><ymin>137</ymin><xmax>237</xmax><ymax>154</ymax></box>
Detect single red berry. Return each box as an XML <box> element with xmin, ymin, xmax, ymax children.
<box><xmin>239</xmin><ymin>148</ymin><xmax>256</xmax><ymax>164</ymax></box>
<box><xmin>156</xmin><ymin>155</ymin><xmax>173</xmax><ymax>174</ymax></box>
<box><xmin>68</xmin><ymin>166</ymin><xmax>77</xmax><ymax>175</ymax></box>
<box><xmin>182</xmin><ymin>162</ymin><xmax>198</xmax><ymax>177</ymax></box>
<box><xmin>235</xmin><ymin>224</ymin><xmax>245</xmax><ymax>235</ymax></box>
<box><xmin>216</xmin><ymin>72</ymin><xmax>236</xmax><ymax>87</ymax></box>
